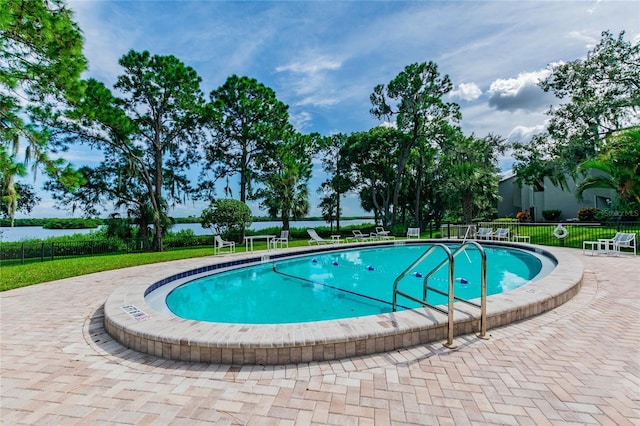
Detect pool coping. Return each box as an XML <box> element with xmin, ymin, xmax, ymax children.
<box><xmin>104</xmin><ymin>240</ymin><xmax>583</xmax><ymax>365</ymax></box>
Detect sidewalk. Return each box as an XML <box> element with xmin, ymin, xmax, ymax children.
<box><xmin>1</xmin><ymin>248</ymin><xmax>639</xmax><ymax>424</ymax></box>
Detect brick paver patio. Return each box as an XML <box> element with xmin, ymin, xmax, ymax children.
<box><xmin>1</xmin><ymin>248</ymin><xmax>638</xmax><ymax>425</ymax></box>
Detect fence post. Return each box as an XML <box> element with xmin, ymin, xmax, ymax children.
<box><xmin>21</xmin><ymin>243</ymin><xmax>25</xmax><ymax>265</ymax></box>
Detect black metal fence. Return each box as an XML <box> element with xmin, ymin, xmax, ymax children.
<box><xmin>0</xmin><ymin>235</ymin><xmax>215</xmax><ymax>266</ymax></box>
<box><xmin>2</xmin><ymin>221</ymin><xmax>638</xmax><ymax>266</ymax></box>
<box><xmin>440</xmin><ymin>221</ymin><xmax>640</xmax><ymax>250</ymax></box>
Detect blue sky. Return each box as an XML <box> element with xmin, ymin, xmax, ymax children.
<box><xmin>21</xmin><ymin>0</ymin><xmax>640</xmax><ymax>218</ymax></box>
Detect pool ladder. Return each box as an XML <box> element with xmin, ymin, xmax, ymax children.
<box><xmin>392</xmin><ymin>241</ymin><xmax>488</xmax><ymax>349</ymax></box>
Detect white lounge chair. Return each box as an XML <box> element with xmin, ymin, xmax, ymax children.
<box><xmin>307</xmin><ymin>229</ymin><xmax>329</xmax><ymax>245</ymax></box>
<box><xmin>214</xmin><ymin>235</ymin><xmax>235</xmax><ymax>254</ymax></box>
<box><xmin>493</xmin><ymin>228</ymin><xmax>510</xmax><ymax>241</ymax></box>
<box><xmin>271</xmin><ymin>230</ymin><xmax>289</xmax><ymax>248</ymax></box>
<box><xmin>406</xmin><ymin>227</ymin><xmax>420</xmax><ymax>238</ymax></box>
<box><xmin>375</xmin><ymin>227</ymin><xmax>394</xmax><ymax>240</ymax></box>
<box><xmin>599</xmin><ymin>232</ymin><xmax>637</xmax><ymax>256</ymax></box>
<box><xmin>349</xmin><ymin>230</ymin><xmax>370</xmax><ymax>242</ymax></box>
<box><xmin>474</xmin><ymin>227</ymin><xmax>494</xmax><ymax>240</ymax></box>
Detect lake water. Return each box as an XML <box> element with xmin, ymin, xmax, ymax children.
<box><xmin>0</xmin><ymin>219</ymin><xmax>374</xmax><ymax>242</ymax></box>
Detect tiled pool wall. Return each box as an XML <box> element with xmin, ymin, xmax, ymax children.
<box><xmin>104</xmin><ymin>240</ymin><xmax>583</xmax><ymax>365</ymax></box>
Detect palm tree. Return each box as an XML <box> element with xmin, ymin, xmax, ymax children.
<box><xmin>576</xmin><ymin>127</ymin><xmax>640</xmax><ymax>212</ymax></box>
<box><xmin>255</xmin><ymin>136</ymin><xmax>312</xmax><ymax>231</ymax></box>
<box><xmin>258</xmin><ymin>159</ymin><xmax>310</xmax><ymax>231</ymax></box>
<box><xmin>439</xmin><ymin>131</ymin><xmax>505</xmax><ymax>223</ymax></box>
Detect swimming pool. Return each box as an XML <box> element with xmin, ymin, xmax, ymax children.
<box><xmin>104</xmin><ymin>240</ymin><xmax>583</xmax><ymax>364</ymax></box>
<box><xmin>159</xmin><ymin>244</ymin><xmax>548</xmax><ymax>324</ymax></box>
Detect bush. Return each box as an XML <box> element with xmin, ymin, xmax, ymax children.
<box><xmin>516</xmin><ymin>211</ymin><xmax>531</xmax><ymax>222</ymax></box>
<box><xmin>42</xmin><ymin>218</ymin><xmax>102</xmax><ymax>229</ymax></box>
<box><xmin>201</xmin><ymin>199</ymin><xmax>252</xmax><ymax>236</ymax></box>
<box><xmin>542</xmin><ymin>209</ymin><xmax>561</xmax><ymax>221</ymax></box>
<box><xmin>578</xmin><ymin>207</ymin><xmax>600</xmax><ymax>222</ymax></box>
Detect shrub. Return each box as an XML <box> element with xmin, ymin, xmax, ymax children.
<box><xmin>578</xmin><ymin>207</ymin><xmax>600</xmax><ymax>222</ymax></box>
<box><xmin>542</xmin><ymin>209</ymin><xmax>561</xmax><ymax>221</ymax></box>
<box><xmin>201</xmin><ymin>199</ymin><xmax>252</xmax><ymax>237</ymax></box>
<box><xmin>516</xmin><ymin>211</ymin><xmax>531</xmax><ymax>222</ymax></box>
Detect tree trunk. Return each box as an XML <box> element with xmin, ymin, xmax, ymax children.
<box><xmin>336</xmin><ymin>191</ymin><xmax>341</xmax><ymax>233</ymax></box>
<box><xmin>462</xmin><ymin>191</ymin><xmax>474</xmax><ymax>224</ymax></box>
<box><xmin>391</xmin><ymin>147</ymin><xmax>411</xmax><ymax>225</ymax></box>
<box><xmin>413</xmin><ymin>155</ymin><xmax>424</xmax><ymax>227</ymax></box>
<box><xmin>239</xmin><ymin>148</ymin><xmax>248</xmax><ymax>241</ymax></box>
<box><xmin>153</xmin><ymin>134</ymin><xmax>164</xmax><ymax>252</ymax></box>
<box><xmin>282</xmin><ymin>212</ymin><xmax>290</xmax><ymax>231</ymax></box>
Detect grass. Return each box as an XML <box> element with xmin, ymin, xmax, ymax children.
<box><xmin>0</xmin><ymin>238</ymin><xmax>312</xmax><ymax>292</ymax></box>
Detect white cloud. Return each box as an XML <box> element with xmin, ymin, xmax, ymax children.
<box><xmin>450</xmin><ymin>83</ymin><xmax>482</xmax><ymax>101</ymax></box>
<box><xmin>275</xmin><ymin>56</ymin><xmax>343</xmax><ymax>107</ymax></box>
<box><xmin>567</xmin><ymin>31</ymin><xmax>599</xmax><ymax>49</ymax></box>
<box><xmin>276</xmin><ymin>59</ymin><xmax>342</xmax><ymax>74</ymax></box>
<box><xmin>290</xmin><ymin>111</ymin><xmax>313</xmax><ymax>132</ymax></box>
<box><xmin>487</xmin><ymin>68</ymin><xmax>553</xmax><ymax>112</ymax></box>
<box><xmin>506</xmin><ymin>123</ymin><xmax>547</xmax><ymax>144</ymax></box>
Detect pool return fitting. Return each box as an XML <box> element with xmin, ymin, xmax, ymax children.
<box><xmin>392</xmin><ymin>242</ymin><xmax>488</xmax><ymax>349</ymax></box>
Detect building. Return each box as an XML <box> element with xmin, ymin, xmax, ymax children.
<box><xmin>498</xmin><ymin>170</ymin><xmax>616</xmax><ymax>221</ymax></box>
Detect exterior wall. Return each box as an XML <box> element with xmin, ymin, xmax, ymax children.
<box><xmin>498</xmin><ymin>173</ymin><xmax>616</xmax><ymax>221</ymax></box>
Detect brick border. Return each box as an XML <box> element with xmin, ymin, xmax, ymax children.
<box><xmin>104</xmin><ymin>241</ymin><xmax>582</xmax><ymax>364</ymax></box>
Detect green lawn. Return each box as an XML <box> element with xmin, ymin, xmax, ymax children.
<box><xmin>1</xmin><ymin>239</ymin><xmax>309</xmax><ymax>291</ymax></box>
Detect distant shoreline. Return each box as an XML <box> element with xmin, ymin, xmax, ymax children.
<box><xmin>1</xmin><ymin>216</ymin><xmax>375</xmax><ymax>229</ymax></box>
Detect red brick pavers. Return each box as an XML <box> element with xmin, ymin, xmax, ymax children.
<box><xmin>1</xmin><ymin>249</ymin><xmax>639</xmax><ymax>425</ymax></box>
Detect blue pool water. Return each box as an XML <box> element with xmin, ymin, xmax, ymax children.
<box><xmin>162</xmin><ymin>244</ymin><xmax>549</xmax><ymax>324</ymax></box>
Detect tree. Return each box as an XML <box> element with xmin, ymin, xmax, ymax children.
<box><xmin>370</xmin><ymin>61</ymin><xmax>461</xmax><ymax>225</ymax></box>
<box><xmin>253</xmin><ymin>133</ymin><xmax>314</xmax><ymax>230</ymax></box>
<box><xmin>55</xmin><ymin>51</ymin><xmax>208</xmax><ymax>251</ymax></box>
<box><xmin>317</xmin><ymin>133</ymin><xmax>350</xmax><ymax>231</ymax></box>
<box><xmin>201</xmin><ymin>198</ymin><xmax>252</xmax><ymax>237</ymax></box>
<box><xmin>318</xmin><ymin>191</ymin><xmax>341</xmax><ymax>232</ymax></box>
<box><xmin>204</xmin><ymin>75</ymin><xmax>291</xmax><ymax>205</ymax></box>
<box><xmin>0</xmin><ymin>148</ymin><xmax>25</xmax><ymax>226</ymax></box>
<box><xmin>0</xmin><ymin>178</ymin><xmax>40</xmax><ymax>223</ymax></box>
<box><xmin>515</xmin><ymin>31</ymin><xmax>640</xmax><ymax>188</ymax></box>
<box><xmin>438</xmin><ymin>130</ymin><xmax>506</xmax><ymax>223</ymax></box>
<box><xmin>1</xmin><ymin>0</ymin><xmax>87</xmax><ymax>220</ymax></box>
<box><xmin>342</xmin><ymin>127</ymin><xmax>405</xmax><ymax>226</ymax></box>
<box><xmin>576</xmin><ymin>127</ymin><xmax>640</xmax><ymax>215</ymax></box>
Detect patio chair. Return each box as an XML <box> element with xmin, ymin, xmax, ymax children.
<box><xmin>406</xmin><ymin>227</ymin><xmax>420</xmax><ymax>238</ymax></box>
<box><xmin>493</xmin><ymin>228</ymin><xmax>510</xmax><ymax>241</ymax></box>
<box><xmin>599</xmin><ymin>232</ymin><xmax>637</xmax><ymax>256</ymax></box>
<box><xmin>474</xmin><ymin>227</ymin><xmax>494</xmax><ymax>240</ymax></box>
<box><xmin>214</xmin><ymin>235</ymin><xmax>235</xmax><ymax>254</ymax></box>
<box><xmin>307</xmin><ymin>229</ymin><xmax>329</xmax><ymax>245</ymax></box>
<box><xmin>271</xmin><ymin>230</ymin><xmax>289</xmax><ymax>248</ymax></box>
<box><xmin>375</xmin><ymin>226</ymin><xmax>394</xmax><ymax>240</ymax></box>
<box><xmin>349</xmin><ymin>230</ymin><xmax>371</xmax><ymax>242</ymax></box>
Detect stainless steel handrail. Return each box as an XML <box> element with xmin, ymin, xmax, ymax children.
<box><xmin>392</xmin><ymin>243</ymin><xmax>449</xmax><ymax>311</ymax></box>
<box><xmin>423</xmin><ymin>241</ymin><xmax>488</xmax><ymax>340</ymax></box>
<box><xmin>391</xmin><ymin>241</ymin><xmax>489</xmax><ymax>349</ymax></box>
<box><xmin>392</xmin><ymin>243</ymin><xmax>456</xmax><ymax>347</ymax></box>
